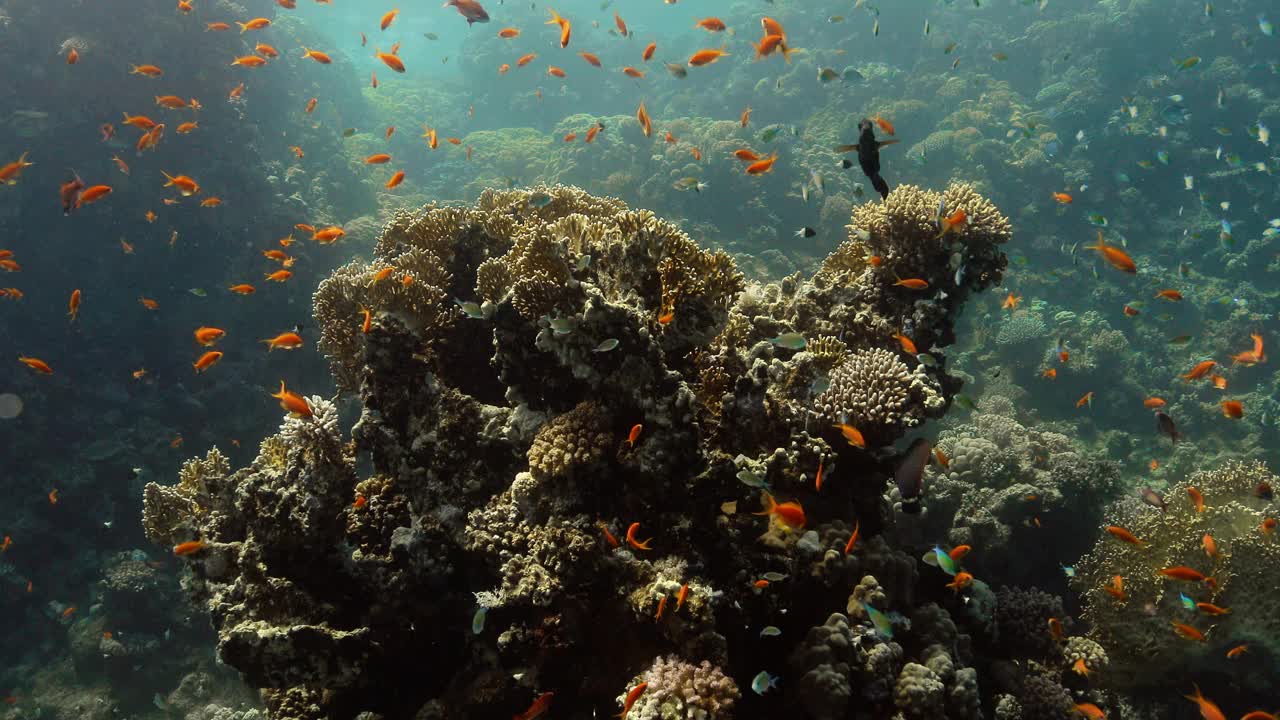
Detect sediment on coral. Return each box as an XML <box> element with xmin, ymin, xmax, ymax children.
<box><xmin>142</xmin><ymin>184</ymin><xmax>1013</xmax><ymax>718</ymax></box>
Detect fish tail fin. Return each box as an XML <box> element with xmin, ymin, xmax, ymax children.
<box><xmin>781</xmin><ymin>45</ymin><xmax>800</xmax><ymax>64</ymax></box>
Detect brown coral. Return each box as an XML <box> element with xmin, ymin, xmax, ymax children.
<box><xmin>527</xmin><ymin>401</ymin><xmax>613</xmax><ymax>479</ymax></box>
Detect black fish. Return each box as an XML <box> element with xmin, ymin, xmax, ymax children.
<box><xmin>895</xmin><ymin>438</ymin><xmax>932</xmax><ymax>514</ymax></box>
<box><xmin>1155</xmin><ymin>411</ymin><xmax>1180</xmax><ymax>444</ymax></box>
<box><xmin>834</xmin><ymin>119</ymin><xmax>900</xmax><ymax>200</ymax></box>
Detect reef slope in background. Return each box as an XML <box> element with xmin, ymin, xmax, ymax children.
<box><xmin>140</xmin><ymin>183</ymin><xmax>1243</xmax><ymax>720</ymax></box>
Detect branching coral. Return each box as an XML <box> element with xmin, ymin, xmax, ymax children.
<box><xmin>623</xmin><ymin>655</ymin><xmax>739</xmax><ymax>720</ymax></box>
<box><xmin>1074</xmin><ymin>459</ymin><xmax>1280</xmax><ymax>690</ymax></box>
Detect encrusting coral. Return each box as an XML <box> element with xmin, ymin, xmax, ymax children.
<box><xmin>142</xmin><ymin>183</ymin><xmax>1014</xmax><ymax>718</ymax></box>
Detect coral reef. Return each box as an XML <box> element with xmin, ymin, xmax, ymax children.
<box><xmin>142</xmin><ymin>184</ymin><xmax>1011</xmax><ymax>717</ymax></box>
<box><xmin>1074</xmin><ymin>460</ymin><xmax>1280</xmax><ymax>691</ymax></box>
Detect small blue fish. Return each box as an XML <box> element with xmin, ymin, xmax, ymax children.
<box><xmin>862</xmin><ymin>601</ymin><xmax>894</xmax><ymax>638</ymax></box>
<box><xmin>1061</xmin><ymin>565</ymin><xmax>1076</xmax><ymax>579</ymax></box>
<box><xmin>770</xmin><ymin>332</ymin><xmax>807</xmax><ymax>350</ymax></box>
<box><xmin>751</xmin><ymin>671</ymin><xmax>780</xmax><ymax>695</ymax></box>
<box><xmin>454</xmin><ymin>298</ymin><xmax>483</xmax><ymax>319</ymax></box>
<box><xmin>1087</xmin><ymin>213</ymin><xmax>1109</xmax><ymax>227</ymax></box>
<box><xmin>759</xmin><ymin>626</ymin><xmax>782</xmax><ymax>638</ymax></box>
<box><xmin>1260</xmin><ymin>14</ymin><xmax>1274</xmax><ymax>36</ymax></box>
<box><xmin>1179</xmin><ymin>593</ymin><xmax>1195</xmax><ymax>611</ymax></box>
<box><xmin>1156</xmin><ymin>150</ymin><xmax>1170</xmax><ymax>165</ymax></box>
<box><xmin>472</xmin><ymin>607</ymin><xmax>488</xmax><ymax>635</ymax></box>
<box><xmin>923</xmin><ymin>546</ymin><xmax>958</xmax><ymax>576</ymax></box>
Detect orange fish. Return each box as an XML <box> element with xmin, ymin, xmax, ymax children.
<box><xmin>936</xmin><ymin>209</ymin><xmax>968</xmax><ymax>238</ymax></box>
<box><xmin>514</xmin><ymin>693</ymin><xmax>553</xmax><ymax>720</ymax></box>
<box><xmin>1202</xmin><ymin>534</ymin><xmax>1218</xmax><ymax>559</ymax></box>
<box><xmin>1072</xmin><ymin>658</ymin><xmax>1091</xmax><ymax>677</ymax></box>
<box><xmin>1182</xmin><ymin>684</ymin><xmax>1224</xmax><ymax>720</ymax></box>
<box><xmin>497</xmin><ymin>27</ymin><xmax>520</xmax><ymax>38</ymax></box>
<box><xmin>636</xmin><ymin>101</ymin><xmax>652</xmax><ymax>137</ymax></box>
<box><xmin>138</xmin><ymin>297</ymin><xmax>159</xmax><ymax>310</ymax></box>
<box><xmin>1</xmin><ymin>536</ymin><xmax>11</xmax><ymax>553</ymax></box>
<box><xmin>360</xmin><ymin>306</ymin><xmax>372</xmax><ymax>333</ymax></box>
<box><xmin>933</xmin><ymin>447</ymin><xmax>950</xmax><ymax>468</ymax></box>
<box><xmin>60</xmin><ymin>605</ymin><xmax>75</xmax><ymax>617</ymax></box>
<box><xmin>193</xmin><ymin>350</ymin><xmax>223</xmax><ymax>373</ymax></box>
<box><xmin>380</xmin><ymin>8</ymin><xmax>399</xmax><ymax>30</ymax></box>
<box><xmin>547</xmin><ymin>65</ymin><xmax>566</xmax><ymax>78</ymax></box>
<box><xmin>1221</xmin><ymin>400</ymin><xmax>1243</xmax><ymax>419</ymax></box>
<box><xmin>130</xmin><ymin>64</ymin><xmax>163</xmax><ymax>77</ymax></box>
<box><xmin>290</xmin><ymin>146</ymin><xmax>304</xmax><ymax>158</ymax></box>
<box><xmin>229</xmin><ymin>83</ymin><xmax>245</xmax><ymax>99</ymax></box>
<box><xmin>1052</xmin><ymin>192</ymin><xmax>1073</xmax><ymax>204</ymax></box>
<box><xmin>365</xmin><ymin>153</ymin><xmax>392</xmax><ymax>164</ymax></box>
<box><xmin>67</xmin><ymin>289</ymin><xmax>81</xmax><ymax>321</ymax></box>
<box><xmin>194</xmin><ymin>327</ymin><xmax>226</xmax><ymax>346</ymax></box>
<box><xmin>237</xmin><ymin>17</ymin><xmax>271</xmax><ymax>32</ymax></box>
<box><xmin>642</xmin><ymin>42</ymin><xmax>656</xmax><ymax>61</ymax></box>
<box><xmin>843</xmin><ymin>520</ymin><xmax>859</xmax><ymax>555</ymax></box>
<box><xmin>353</xmin><ymin>495</ymin><xmax>367</xmax><ymax>509</ymax></box>
<box><xmin>1103</xmin><ymin>574</ymin><xmax>1126</xmax><ymax>600</ymax></box>
<box><xmin>1074</xmin><ymin>703</ymin><xmax>1106</xmax><ymax>720</ymax></box>
<box><xmin>831</xmin><ymin>423</ymin><xmax>865</xmax><ymax>448</ymax></box>
<box><xmin>1123</xmin><ymin>304</ymin><xmax>1140</xmax><ymax>317</ymax></box>
<box><xmin>892</xmin><ymin>333</ymin><xmax>917</xmax><ymax>354</ymax></box>
<box><xmin>740</xmin><ymin>106</ymin><xmax>752</xmax><ymax>128</ymax></box>
<box><xmin>162</xmin><ymin>171</ymin><xmax>200</xmax><ymax>196</ymax></box>
<box><xmin>1002</xmin><ymin>293</ymin><xmax>1021</xmax><ymax>310</ymax></box>
<box><xmin>305</xmin><ymin>97</ymin><xmax>318</xmax><ymax>113</ymax></box>
<box><xmin>694</xmin><ymin>17</ymin><xmax>727</xmax><ymax>32</ymax></box>
<box><xmin>1195</xmin><ymin>602</ymin><xmax>1231</xmax><ymax>616</ymax></box>
<box><xmin>578</xmin><ymin>51</ymin><xmax>602</xmax><ymax>67</ymax></box>
<box><xmin>625</xmin><ymin>522</ymin><xmax>652</xmax><ymax>550</ymax></box>
<box><xmin>654</xmin><ymin>594</ymin><xmax>667</xmax><ymax>620</ymax></box>
<box><xmin>1182</xmin><ymin>360</ymin><xmax>1216</xmax><ymax>381</ymax></box>
<box><xmin>761</xmin><ymin>16</ymin><xmax>786</xmax><ymax>39</ymax></box>
<box><xmin>688</xmin><ymin>47</ymin><xmax>730</xmax><ymax>66</ymax></box>
<box><xmin>949</xmin><ymin>545</ymin><xmax>972</xmax><ymax>561</ymax></box>
<box><xmin>385</xmin><ymin>171</ymin><xmax>405</xmax><ymax>189</ymax></box>
<box><xmin>517</xmin><ymin>53</ymin><xmax>537</xmax><ymax>67</ymax></box>
<box><xmin>675</xmin><ymin>583</ymin><xmax>688</xmax><ymax>611</ymax></box>
<box><xmin>626</xmin><ymin>423</ymin><xmax>642</xmax><ymax>447</ymax></box>
<box><xmin>1172</xmin><ymin>620</ymin><xmax>1203</xmax><ymax>640</ymax></box>
<box><xmin>1239</xmin><ymin>713</ymin><xmax>1277</xmax><ymax>720</ymax></box>
<box><xmin>597</xmin><ymin>521</ymin><xmax>619</xmax><ymax>548</ymax></box>
<box><xmin>894</xmin><ymin>278</ymin><xmax>929</xmax><ymax>290</ymax></box>
<box><xmin>173</xmin><ymin>539</ymin><xmax>206</xmax><ymax>555</ymax></box>
<box><xmin>231</xmin><ymin>56</ymin><xmax>268</xmax><ymax>68</ymax></box>
<box><xmin>121</xmin><ymin>113</ymin><xmax>157</xmax><ymax>130</ymax></box>
<box><xmin>155</xmin><ymin>95</ymin><xmax>187</xmax><ymax>109</ymax></box>
<box><xmin>734</xmin><ymin>149</ymin><xmax>761</xmax><ymax>162</ymax></box>
<box><xmin>262</xmin><ymin>332</ymin><xmax>304</xmax><ymax>351</ymax></box>
<box><xmin>1157</xmin><ymin>566</ymin><xmax>1208</xmax><ymax>582</ymax></box>
<box><xmin>1143</xmin><ymin>397</ymin><xmax>1166</xmax><ymax>408</ymax></box>
<box><xmin>75</xmin><ymin>185</ymin><xmax>113</xmax><ymax>208</ymax></box>
<box><xmin>302</xmin><ymin>48</ymin><xmax>333</xmax><ymax>64</ymax></box>
<box><xmin>753</xmin><ymin>579</ymin><xmax>770</xmax><ymax>589</ymax></box>
<box><xmin>176</xmin><ymin>121</ymin><xmax>199</xmax><ymax>134</ymax></box>
<box><xmin>1260</xmin><ymin>517</ymin><xmax>1277</xmax><ymax>534</ymax></box>
<box><xmin>1155</xmin><ymin>289</ymin><xmax>1183</xmax><ymax>301</ymax></box>
<box><xmin>753</xmin><ymin>491</ymin><xmax>806</xmax><ymax>529</ymax></box>
<box><xmin>623</xmin><ymin>66</ymin><xmax>645</xmax><ymax>78</ymax></box>
<box><xmin>200</xmin><ymin>197</ymin><xmax>222</xmax><ymax>208</ymax></box>
<box><xmin>752</xmin><ymin>36</ymin><xmax>791</xmax><ymax>65</ymax></box>
<box><xmin>1226</xmin><ymin>644</ymin><xmax>1249</xmax><ymax>658</ymax></box>
<box><xmin>271</xmin><ymin>380</ymin><xmax>313</xmax><ymax>418</ymax></box>
<box><xmin>1187</xmin><ymin>487</ymin><xmax>1205</xmax><ymax>512</ymax></box>
<box><xmin>873</xmin><ymin>115</ymin><xmax>896</xmax><ymax>136</ymax></box>
<box><xmin>585</xmin><ymin>123</ymin><xmax>603</xmax><ymax>143</ymax></box>
<box><xmin>1042</xmin><ymin>368</ymin><xmax>1057</xmax><ymax>380</ymax></box>
<box><xmin>545</xmin><ymin>8</ymin><xmax>571</xmax><ymax>49</ymax></box>
<box><xmin>745</xmin><ymin>153</ymin><xmax>778</xmax><ymax>175</ymax></box>
<box><xmin>255</xmin><ymin>44</ymin><xmax>280</xmax><ymax>58</ymax></box>
<box><xmin>1085</xmin><ymin>232</ymin><xmax>1137</xmax><ymax>273</ymax></box>
<box><xmin>1105</xmin><ymin>526</ymin><xmax>1146</xmax><ymax>547</ymax></box>
<box><xmin>690</xmin><ymin>147</ymin><xmax>701</xmax><ymax>161</ymax></box>
<box><xmin>376</xmin><ymin>49</ymin><xmax>405</xmax><ymax>73</ymax></box>
<box><xmin>563</xmin><ymin>132</ymin><xmax>577</xmax><ymax>142</ymax></box>
<box><xmin>945</xmin><ymin>571</ymin><xmax>973</xmax><ymax>593</ymax></box>
<box><xmin>1047</xmin><ymin>617</ymin><xmax>1064</xmax><ymax>642</ymax></box>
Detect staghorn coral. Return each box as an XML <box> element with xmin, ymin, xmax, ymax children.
<box><xmin>141</xmin><ymin>185</ymin><xmax>1009</xmax><ymax>718</ymax></box>
<box><xmin>1074</xmin><ymin>459</ymin><xmax>1280</xmax><ymax>691</ymax></box>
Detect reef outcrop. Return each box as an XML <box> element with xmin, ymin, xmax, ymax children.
<box><xmin>143</xmin><ymin>183</ymin><xmax>1017</xmax><ymax>718</ymax></box>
